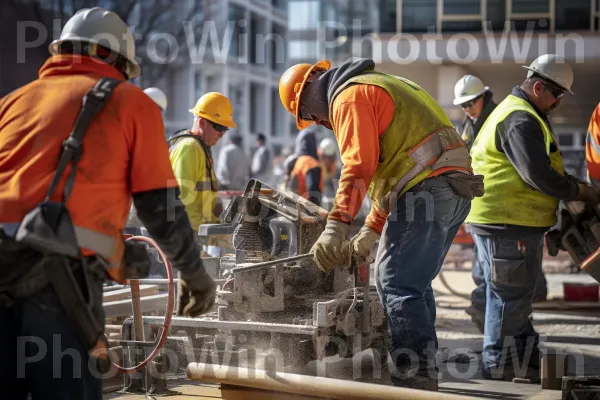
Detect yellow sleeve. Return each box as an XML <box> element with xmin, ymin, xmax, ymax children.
<box><xmin>169</xmin><ymin>139</ymin><xmax>208</xmax><ymax>231</ymax></box>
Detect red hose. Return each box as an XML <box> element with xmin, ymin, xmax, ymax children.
<box><xmin>112</xmin><ymin>235</ymin><xmax>175</xmax><ymax>373</ymax></box>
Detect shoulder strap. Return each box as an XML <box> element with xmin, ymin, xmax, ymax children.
<box><xmin>166</xmin><ymin>131</ymin><xmax>218</xmax><ymax>191</ymax></box>
<box><xmin>45</xmin><ymin>78</ymin><xmax>123</xmax><ymax>202</ymax></box>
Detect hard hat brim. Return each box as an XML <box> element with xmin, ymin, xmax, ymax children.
<box><xmin>189</xmin><ymin>109</ymin><xmax>238</xmax><ymax>129</ymax></box>
<box><xmin>522</xmin><ymin>66</ymin><xmax>574</xmax><ymax>95</ymax></box>
<box><xmin>453</xmin><ymin>87</ymin><xmax>489</xmax><ymax>106</ymax></box>
<box><xmin>48</xmin><ymin>37</ymin><xmax>141</xmax><ymax>79</ymax></box>
<box><xmin>294</xmin><ymin>60</ymin><xmax>331</xmax><ymax>130</ymax></box>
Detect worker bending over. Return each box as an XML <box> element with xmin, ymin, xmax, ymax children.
<box><xmin>279</xmin><ymin>57</ymin><xmax>483</xmax><ymax>391</ymax></box>
<box><xmin>466</xmin><ymin>54</ymin><xmax>600</xmax><ymax>381</ymax></box>
<box><xmin>0</xmin><ymin>8</ymin><xmax>215</xmax><ymax>399</ymax></box>
<box><xmin>285</xmin><ymin>126</ymin><xmax>324</xmax><ymax>206</ymax></box>
<box><xmin>169</xmin><ymin>92</ymin><xmax>236</xmax><ymax>230</ymax></box>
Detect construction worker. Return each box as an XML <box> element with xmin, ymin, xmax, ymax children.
<box><xmin>251</xmin><ymin>133</ymin><xmax>274</xmax><ymax>185</ymax></box>
<box><xmin>586</xmin><ymin>103</ymin><xmax>600</xmax><ymax>189</ymax></box>
<box><xmin>143</xmin><ymin>87</ymin><xmax>168</xmax><ymax>113</ymax></box>
<box><xmin>279</xmin><ymin>57</ymin><xmax>482</xmax><ymax>391</ymax></box>
<box><xmin>169</xmin><ymin>92</ymin><xmax>236</xmax><ymax>231</ymax></box>
<box><xmin>285</xmin><ymin>126</ymin><xmax>324</xmax><ymax>206</ymax></box>
<box><xmin>466</xmin><ymin>54</ymin><xmax>600</xmax><ymax>381</ymax></box>
<box><xmin>453</xmin><ymin>75</ymin><xmax>497</xmax><ymax>332</ymax></box>
<box><xmin>126</xmin><ymin>86</ymin><xmax>169</xmax><ymax>234</ymax></box>
<box><xmin>454</xmin><ymin>75</ymin><xmax>496</xmax><ymax>150</ymax></box>
<box><xmin>216</xmin><ymin>134</ymin><xmax>250</xmax><ymax>190</ymax></box>
<box><xmin>0</xmin><ymin>7</ymin><xmax>215</xmax><ymax>399</ymax></box>
<box><xmin>319</xmin><ymin>137</ymin><xmax>341</xmax><ymax>199</ymax></box>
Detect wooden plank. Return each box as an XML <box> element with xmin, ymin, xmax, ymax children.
<box><xmin>103</xmin><ymin>285</ymin><xmax>159</xmax><ymax>302</ymax></box>
<box><xmin>103</xmin><ymin>293</ymin><xmax>168</xmax><ymax>318</ymax></box>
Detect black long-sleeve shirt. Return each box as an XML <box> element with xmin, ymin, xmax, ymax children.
<box><xmin>469</xmin><ymin>87</ymin><xmax>580</xmax><ymax>236</ymax></box>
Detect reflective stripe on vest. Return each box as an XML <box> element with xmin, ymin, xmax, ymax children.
<box><xmin>0</xmin><ymin>222</ymin><xmax>120</xmax><ymax>267</ymax></box>
<box><xmin>466</xmin><ymin>94</ymin><xmax>564</xmax><ymax>227</ymax></box>
<box><xmin>329</xmin><ymin>71</ymin><xmax>471</xmax><ymax>212</ymax></box>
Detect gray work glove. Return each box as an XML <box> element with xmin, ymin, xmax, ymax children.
<box><xmin>351</xmin><ymin>226</ymin><xmax>380</xmax><ymax>261</ymax></box>
<box><xmin>576</xmin><ymin>183</ymin><xmax>600</xmax><ymax>205</ymax></box>
<box><xmin>311</xmin><ymin>220</ymin><xmax>350</xmax><ymax>273</ymax></box>
<box><xmin>177</xmin><ymin>267</ymin><xmax>216</xmax><ymax>317</ymax></box>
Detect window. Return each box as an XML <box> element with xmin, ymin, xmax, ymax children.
<box><xmin>443</xmin><ymin>0</ymin><xmax>481</xmax><ymax>15</ymax></box>
<box><xmin>271</xmin><ymin>24</ymin><xmax>287</xmax><ymax>71</ymax></box>
<box><xmin>442</xmin><ymin>21</ymin><xmax>482</xmax><ymax>32</ymax></box>
<box><xmin>272</xmin><ymin>0</ymin><xmax>288</xmax><ymax>13</ymax></box>
<box><xmin>288</xmin><ymin>40</ymin><xmax>318</xmax><ymax>59</ymax></box>
<box><xmin>228</xmin><ymin>83</ymin><xmax>244</xmax><ymax>133</ymax></box>
<box><xmin>229</xmin><ymin>5</ymin><xmax>246</xmax><ymax>59</ymax></box>
<box><xmin>271</xmin><ymin>88</ymin><xmax>285</xmax><ymax>136</ymax></box>
<box><xmin>194</xmin><ymin>72</ymin><xmax>203</xmax><ymax>101</ymax></box>
<box><xmin>402</xmin><ymin>0</ymin><xmax>437</xmax><ymax>33</ymax></box>
<box><xmin>379</xmin><ymin>0</ymin><xmax>397</xmax><ymax>33</ymax></box>
<box><xmin>250</xmin><ymin>83</ymin><xmax>266</xmax><ymax>133</ymax></box>
<box><xmin>249</xmin><ymin>14</ymin><xmax>265</xmax><ymax>65</ymax></box>
<box><xmin>512</xmin><ymin>0</ymin><xmax>549</xmax><ymax>14</ymax></box>
<box><xmin>555</xmin><ymin>0</ymin><xmax>590</xmax><ymax>30</ymax></box>
<box><xmin>486</xmin><ymin>0</ymin><xmax>507</xmax><ymax>31</ymax></box>
<box><xmin>288</xmin><ymin>0</ymin><xmax>320</xmax><ymax>30</ymax></box>
<box><xmin>558</xmin><ymin>133</ymin><xmax>574</xmax><ymax>147</ymax></box>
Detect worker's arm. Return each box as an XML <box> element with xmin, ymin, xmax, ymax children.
<box><xmin>586</xmin><ymin>104</ymin><xmax>600</xmax><ymax>189</ymax></box>
<box><xmin>329</xmin><ymin>85</ymin><xmax>393</xmax><ymax>235</ymax></box>
<box><xmin>305</xmin><ymin>166</ymin><xmax>323</xmax><ymax>206</ymax></box>
<box><xmin>127</xmin><ymin>103</ymin><xmax>204</xmax><ymax>276</ymax></box>
<box><xmin>169</xmin><ymin>140</ymin><xmax>207</xmax><ymax>231</ymax></box>
<box><xmin>499</xmin><ymin>112</ymin><xmax>579</xmax><ymax>201</ymax></box>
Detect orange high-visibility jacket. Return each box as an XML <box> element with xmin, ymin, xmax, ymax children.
<box><xmin>587</xmin><ymin>103</ymin><xmax>600</xmax><ymax>189</ymax></box>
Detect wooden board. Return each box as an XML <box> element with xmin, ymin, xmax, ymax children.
<box><xmin>103</xmin><ymin>285</ymin><xmax>159</xmax><ymax>302</ymax></box>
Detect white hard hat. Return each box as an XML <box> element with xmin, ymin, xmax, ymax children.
<box><xmin>143</xmin><ymin>87</ymin><xmax>168</xmax><ymax>111</ymax></box>
<box><xmin>319</xmin><ymin>138</ymin><xmax>337</xmax><ymax>157</ymax></box>
<box><xmin>48</xmin><ymin>7</ymin><xmax>140</xmax><ymax>79</ymax></box>
<box><xmin>453</xmin><ymin>75</ymin><xmax>489</xmax><ymax>105</ymax></box>
<box><xmin>523</xmin><ymin>54</ymin><xmax>574</xmax><ymax>94</ymax></box>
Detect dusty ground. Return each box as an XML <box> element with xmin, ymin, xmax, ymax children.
<box><xmin>105</xmin><ymin>255</ymin><xmax>600</xmax><ymax>399</ymax></box>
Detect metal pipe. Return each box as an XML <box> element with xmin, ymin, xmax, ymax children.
<box><xmin>232</xmin><ymin>253</ymin><xmax>313</xmax><ymax>273</ymax></box>
<box><xmin>142</xmin><ymin>316</ymin><xmax>316</xmax><ymax>335</ymax></box>
<box><xmin>187</xmin><ymin>364</ymin><xmax>472</xmax><ymax>400</ymax></box>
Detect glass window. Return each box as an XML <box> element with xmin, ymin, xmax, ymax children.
<box><xmin>402</xmin><ymin>0</ymin><xmax>437</xmax><ymax>33</ymax></box>
<box><xmin>379</xmin><ymin>0</ymin><xmax>397</xmax><ymax>33</ymax></box>
<box><xmin>194</xmin><ymin>72</ymin><xmax>203</xmax><ymax>101</ymax></box>
<box><xmin>558</xmin><ymin>133</ymin><xmax>574</xmax><ymax>147</ymax></box>
<box><xmin>512</xmin><ymin>0</ymin><xmax>549</xmax><ymax>14</ymax></box>
<box><xmin>442</xmin><ymin>21</ymin><xmax>482</xmax><ymax>32</ymax></box>
<box><xmin>485</xmin><ymin>0</ymin><xmax>507</xmax><ymax>31</ymax></box>
<box><xmin>288</xmin><ymin>0</ymin><xmax>320</xmax><ymax>30</ymax></box>
<box><xmin>288</xmin><ymin>40</ymin><xmax>318</xmax><ymax>59</ymax></box>
<box><xmin>271</xmin><ymin>88</ymin><xmax>283</xmax><ymax>136</ymax></box>
<box><xmin>272</xmin><ymin>0</ymin><xmax>288</xmax><ymax>12</ymax></box>
<box><xmin>555</xmin><ymin>0</ymin><xmax>590</xmax><ymax>30</ymax></box>
<box><xmin>229</xmin><ymin>5</ymin><xmax>246</xmax><ymax>59</ymax></box>
<box><xmin>271</xmin><ymin>24</ymin><xmax>287</xmax><ymax>71</ymax></box>
<box><xmin>509</xmin><ymin>18</ymin><xmax>550</xmax><ymax>31</ymax></box>
<box><xmin>443</xmin><ymin>0</ymin><xmax>481</xmax><ymax>15</ymax></box>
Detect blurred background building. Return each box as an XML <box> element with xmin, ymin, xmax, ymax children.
<box><xmin>1</xmin><ymin>0</ymin><xmax>598</xmax><ymax>176</ymax></box>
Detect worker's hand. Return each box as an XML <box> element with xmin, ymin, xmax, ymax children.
<box><xmin>177</xmin><ymin>267</ymin><xmax>217</xmax><ymax>317</ymax></box>
<box><xmin>351</xmin><ymin>226</ymin><xmax>380</xmax><ymax>261</ymax></box>
<box><xmin>576</xmin><ymin>183</ymin><xmax>600</xmax><ymax>205</ymax></box>
<box><xmin>311</xmin><ymin>220</ymin><xmax>351</xmax><ymax>273</ymax></box>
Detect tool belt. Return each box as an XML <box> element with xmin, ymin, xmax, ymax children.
<box><xmin>380</xmin><ymin>127</ymin><xmax>483</xmax><ymax>212</ymax></box>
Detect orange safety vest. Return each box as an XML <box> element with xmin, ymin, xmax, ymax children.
<box><xmin>289</xmin><ymin>155</ymin><xmax>324</xmax><ymax>201</ymax></box>
<box><xmin>586</xmin><ymin>103</ymin><xmax>600</xmax><ymax>187</ymax></box>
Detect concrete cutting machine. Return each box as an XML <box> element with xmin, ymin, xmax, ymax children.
<box><xmin>124</xmin><ymin>179</ymin><xmax>388</xmax><ymax>380</ymax></box>
<box><xmin>546</xmin><ymin>200</ymin><xmax>600</xmax><ymax>282</ymax></box>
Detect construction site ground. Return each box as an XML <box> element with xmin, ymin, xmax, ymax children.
<box><xmin>105</xmin><ymin>253</ymin><xmax>600</xmax><ymax>400</ymax></box>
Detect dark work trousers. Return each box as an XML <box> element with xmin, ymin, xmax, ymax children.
<box><xmin>0</xmin><ymin>243</ymin><xmax>105</xmax><ymax>400</ymax></box>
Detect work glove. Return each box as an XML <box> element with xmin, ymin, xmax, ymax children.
<box><xmin>311</xmin><ymin>220</ymin><xmax>350</xmax><ymax>273</ymax></box>
<box><xmin>351</xmin><ymin>226</ymin><xmax>380</xmax><ymax>261</ymax></box>
<box><xmin>576</xmin><ymin>183</ymin><xmax>600</xmax><ymax>206</ymax></box>
<box><xmin>177</xmin><ymin>267</ymin><xmax>217</xmax><ymax>317</ymax></box>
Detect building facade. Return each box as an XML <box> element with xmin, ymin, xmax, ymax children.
<box><xmin>287</xmin><ymin>0</ymin><xmax>600</xmax><ymax>178</ymax></box>
<box><xmin>161</xmin><ymin>0</ymin><xmax>290</xmax><ymax>159</ymax></box>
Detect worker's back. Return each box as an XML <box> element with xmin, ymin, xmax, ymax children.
<box><xmin>0</xmin><ymin>55</ymin><xmax>174</xmax><ymax>243</ymax></box>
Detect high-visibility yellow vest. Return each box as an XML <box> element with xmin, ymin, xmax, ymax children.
<box><xmin>330</xmin><ymin>71</ymin><xmax>467</xmax><ymax>211</ymax></box>
<box><xmin>466</xmin><ymin>94</ymin><xmax>564</xmax><ymax>227</ymax></box>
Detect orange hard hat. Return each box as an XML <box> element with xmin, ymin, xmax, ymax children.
<box><xmin>279</xmin><ymin>60</ymin><xmax>331</xmax><ymax>130</ymax></box>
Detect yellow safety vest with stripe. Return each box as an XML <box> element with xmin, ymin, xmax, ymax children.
<box><xmin>330</xmin><ymin>71</ymin><xmax>471</xmax><ymax>212</ymax></box>
<box><xmin>466</xmin><ymin>94</ymin><xmax>564</xmax><ymax>227</ymax></box>
<box><xmin>169</xmin><ymin>133</ymin><xmax>219</xmax><ymax>230</ymax></box>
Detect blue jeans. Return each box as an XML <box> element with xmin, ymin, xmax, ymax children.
<box><xmin>0</xmin><ymin>255</ymin><xmax>104</xmax><ymax>400</ymax></box>
<box><xmin>375</xmin><ymin>177</ymin><xmax>471</xmax><ymax>381</ymax></box>
<box><xmin>470</xmin><ymin>240</ymin><xmax>547</xmax><ymax>313</ymax></box>
<box><xmin>472</xmin><ymin>233</ymin><xmax>543</xmax><ymax>372</ymax></box>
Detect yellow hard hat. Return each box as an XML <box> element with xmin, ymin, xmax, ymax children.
<box><xmin>189</xmin><ymin>92</ymin><xmax>237</xmax><ymax>128</ymax></box>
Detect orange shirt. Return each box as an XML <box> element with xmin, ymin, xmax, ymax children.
<box><xmin>587</xmin><ymin>103</ymin><xmax>600</xmax><ymax>185</ymax></box>
<box><xmin>329</xmin><ymin>84</ymin><xmax>394</xmax><ymax>234</ymax></box>
<box><xmin>0</xmin><ymin>55</ymin><xmax>177</xmax><ymax>258</ymax></box>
